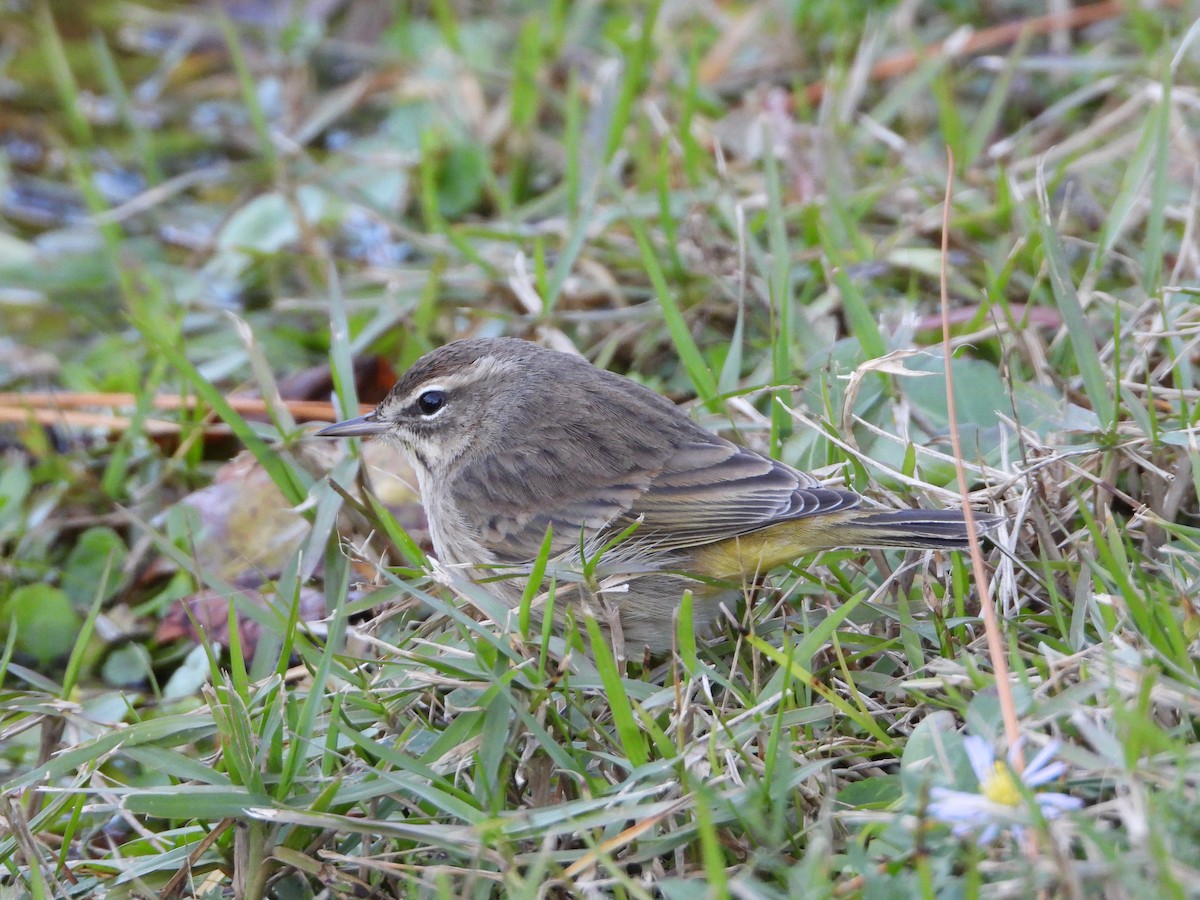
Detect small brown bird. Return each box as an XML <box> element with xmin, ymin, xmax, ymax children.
<box><xmin>319</xmin><ymin>338</ymin><xmax>1001</xmax><ymax>653</ymax></box>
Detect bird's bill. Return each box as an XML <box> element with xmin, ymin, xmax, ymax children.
<box><xmin>316</xmin><ymin>414</ymin><xmax>388</xmax><ymax>437</ymax></box>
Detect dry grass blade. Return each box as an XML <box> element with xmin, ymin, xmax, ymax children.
<box><xmin>939</xmin><ymin>147</ymin><xmax>1022</xmax><ymax>760</ymax></box>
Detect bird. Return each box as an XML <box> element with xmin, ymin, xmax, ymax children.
<box><xmin>319</xmin><ymin>337</ymin><xmax>1001</xmax><ymax>654</ymax></box>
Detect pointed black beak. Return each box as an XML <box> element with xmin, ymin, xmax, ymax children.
<box><xmin>316</xmin><ymin>413</ymin><xmax>389</xmax><ymax>437</ymax></box>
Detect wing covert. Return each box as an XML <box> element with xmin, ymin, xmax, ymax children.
<box><xmin>615</xmin><ymin>440</ymin><xmax>861</xmax><ymax>552</ymax></box>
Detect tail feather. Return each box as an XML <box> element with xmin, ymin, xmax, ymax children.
<box><xmin>838</xmin><ymin>508</ymin><xmax>1003</xmax><ymax>551</ymax></box>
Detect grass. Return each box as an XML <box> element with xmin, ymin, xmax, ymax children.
<box><xmin>1</xmin><ymin>0</ymin><xmax>1199</xmax><ymax>897</ymax></box>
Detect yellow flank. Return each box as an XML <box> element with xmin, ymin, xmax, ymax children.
<box><xmin>691</xmin><ymin>514</ymin><xmax>860</xmax><ymax>579</ymax></box>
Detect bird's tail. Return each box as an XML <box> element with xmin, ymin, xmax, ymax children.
<box><xmin>834</xmin><ymin>507</ymin><xmax>1003</xmax><ymax>551</ymax></box>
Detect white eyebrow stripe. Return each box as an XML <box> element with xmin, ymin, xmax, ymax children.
<box><xmin>388</xmin><ymin>355</ymin><xmax>516</xmax><ymax>410</ymax></box>
<box><xmin>466</xmin><ymin>354</ymin><xmax>517</xmax><ymax>382</ymax></box>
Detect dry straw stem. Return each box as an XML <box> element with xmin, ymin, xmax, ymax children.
<box><xmin>0</xmin><ymin>391</ymin><xmax>371</xmax><ymax>435</ymax></box>
<box><xmin>562</xmin><ymin>796</ymin><xmax>693</xmax><ymax>879</ymax></box>
<box><xmin>796</xmin><ymin>0</ymin><xmax>1181</xmax><ymax>107</ymax></box>
<box><xmin>939</xmin><ymin>148</ymin><xmax>1023</xmax><ymax>760</ymax></box>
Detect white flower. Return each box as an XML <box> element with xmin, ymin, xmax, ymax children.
<box><xmin>928</xmin><ymin>736</ymin><xmax>1082</xmax><ymax>842</ymax></box>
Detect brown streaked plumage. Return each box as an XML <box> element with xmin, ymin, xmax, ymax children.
<box><xmin>319</xmin><ymin>337</ymin><xmax>1002</xmax><ymax>653</ymax></box>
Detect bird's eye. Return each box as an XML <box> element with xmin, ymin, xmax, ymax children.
<box><xmin>416</xmin><ymin>389</ymin><xmax>446</xmax><ymax>416</ymax></box>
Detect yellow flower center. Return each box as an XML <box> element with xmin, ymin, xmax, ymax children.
<box><xmin>980</xmin><ymin>762</ymin><xmax>1022</xmax><ymax>806</ymax></box>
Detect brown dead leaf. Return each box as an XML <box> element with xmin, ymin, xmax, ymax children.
<box><xmin>145</xmin><ymin>436</ymin><xmax>424</xmax><ymax>587</ymax></box>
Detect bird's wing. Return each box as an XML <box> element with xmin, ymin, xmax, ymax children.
<box><xmin>447</xmin><ymin>435</ymin><xmax>663</xmax><ymax>564</ymax></box>
<box><xmin>450</xmin><ymin>430</ymin><xmax>859</xmax><ymax>564</ymax></box>
<box><xmin>615</xmin><ymin>438</ymin><xmax>861</xmax><ymax>553</ymax></box>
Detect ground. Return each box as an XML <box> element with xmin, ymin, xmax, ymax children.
<box><xmin>0</xmin><ymin>1</ymin><xmax>1197</xmax><ymax>897</ymax></box>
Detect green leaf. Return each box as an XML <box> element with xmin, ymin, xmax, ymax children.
<box><xmin>0</xmin><ymin>459</ymin><xmax>31</xmax><ymax>538</ymax></box>
<box><xmin>437</xmin><ymin>143</ymin><xmax>486</xmax><ymax>218</ymax></box>
<box><xmin>837</xmin><ymin>774</ymin><xmax>902</xmax><ymax>809</ymax></box>
<box><xmin>584</xmin><ymin>618</ymin><xmax>648</xmax><ymax>767</ymax></box>
<box><xmin>899</xmin><ymin>711</ymin><xmax>962</xmax><ymax>797</ymax></box>
<box><xmin>2</xmin><ymin>584</ymin><xmax>83</xmax><ymax>665</ymax></box>
<box><xmin>62</xmin><ymin>526</ymin><xmax>126</xmax><ymax>607</ymax></box>
<box><xmin>101</xmin><ymin>642</ymin><xmax>152</xmax><ymax>688</ymax></box>
<box><xmin>630</xmin><ymin>215</ymin><xmax>717</xmax><ymax>404</ymax></box>
<box><xmin>123</xmin><ymin>785</ymin><xmax>276</xmax><ymax>819</ymax></box>
<box><xmin>1036</xmin><ymin>173</ymin><xmax>1116</xmax><ymax>428</ymax></box>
